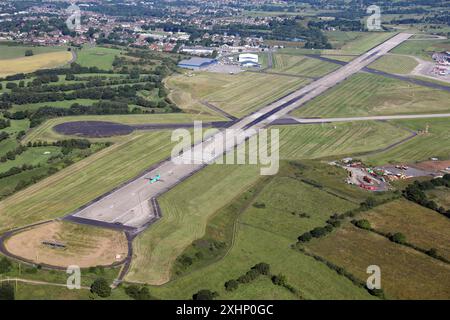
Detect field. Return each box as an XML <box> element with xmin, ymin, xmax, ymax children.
<box><xmin>292</xmin><ymin>73</ymin><xmax>450</xmax><ymax>118</ymax></box>
<box><xmin>270</xmin><ymin>54</ymin><xmax>338</xmax><ymax>77</ymax></box>
<box><xmin>166</xmin><ymin>72</ymin><xmax>309</xmax><ymax>117</ymax></box>
<box><xmin>0</xmin><ymin>51</ymin><xmax>73</xmax><ymax>78</ymax></box>
<box><xmin>0</xmin><ymin>131</ymin><xmax>175</xmax><ymax>232</ymax></box>
<box><xmin>391</xmin><ymin>39</ymin><xmax>450</xmax><ymax>60</ymax></box>
<box><xmin>277</xmin><ymin>32</ymin><xmax>395</xmax><ymax>56</ymax></box>
<box><xmin>369</xmin><ymin>54</ymin><xmax>419</xmax><ymax>74</ymax></box>
<box><xmin>0</xmin><ymin>146</ymin><xmax>61</xmax><ymax>173</ymax></box>
<box><xmin>75</xmin><ymin>46</ymin><xmax>122</xmax><ymax>70</ymax></box>
<box><xmin>306</xmin><ymin>224</ymin><xmax>450</xmax><ymax>299</ymax></box>
<box><xmin>0</xmin><ymin>43</ymin><xmax>66</xmax><ymax>60</ymax></box>
<box><xmin>23</xmin><ymin>113</ymin><xmax>224</xmax><ymax>143</ymax></box>
<box><xmin>426</xmin><ymin>187</ymin><xmax>450</xmax><ymax>210</ymax></box>
<box><xmin>128</xmin><ymin>162</ymin><xmax>373</xmax><ymax>299</ymax></box>
<box><xmin>360</xmin><ymin>199</ymin><xmax>450</xmax><ymax>260</ymax></box>
<box><xmin>364</xmin><ymin>118</ymin><xmax>450</xmax><ymax>165</ymax></box>
<box><xmin>4</xmin><ymin>221</ymin><xmax>128</xmax><ymax>268</ymax></box>
<box><xmin>11</xmin><ymin>99</ymin><xmax>99</xmax><ymax>113</ymax></box>
<box><xmin>276</xmin><ymin>121</ymin><xmax>411</xmax><ymax>160</ymax></box>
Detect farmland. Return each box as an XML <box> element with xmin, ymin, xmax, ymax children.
<box><xmin>0</xmin><ymin>51</ymin><xmax>73</xmax><ymax>78</ymax></box>
<box><xmin>292</xmin><ymin>73</ymin><xmax>450</xmax><ymax>118</ymax></box>
<box><xmin>369</xmin><ymin>54</ymin><xmax>419</xmax><ymax>74</ymax></box>
<box><xmin>166</xmin><ymin>72</ymin><xmax>310</xmax><ymax>117</ymax></box>
<box><xmin>391</xmin><ymin>39</ymin><xmax>450</xmax><ymax>60</ymax></box>
<box><xmin>129</xmin><ymin>161</ymin><xmax>373</xmax><ymax>299</ymax></box>
<box><xmin>364</xmin><ymin>118</ymin><xmax>450</xmax><ymax>165</ymax></box>
<box><xmin>75</xmin><ymin>46</ymin><xmax>122</xmax><ymax>70</ymax></box>
<box><xmin>277</xmin><ymin>121</ymin><xmax>411</xmax><ymax>160</ymax></box>
<box><xmin>360</xmin><ymin>199</ymin><xmax>450</xmax><ymax>260</ymax></box>
<box><xmin>0</xmin><ymin>43</ymin><xmax>67</xmax><ymax>60</ymax></box>
<box><xmin>426</xmin><ymin>187</ymin><xmax>450</xmax><ymax>210</ymax></box>
<box><xmin>0</xmin><ymin>131</ymin><xmax>175</xmax><ymax>232</ymax></box>
<box><xmin>305</xmin><ymin>223</ymin><xmax>450</xmax><ymax>299</ymax></box>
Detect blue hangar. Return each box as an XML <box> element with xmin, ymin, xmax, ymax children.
<box><xmin>178</xmin><ymin>57</ymin><xmax>217</xmax><ymax>70</ymax></box>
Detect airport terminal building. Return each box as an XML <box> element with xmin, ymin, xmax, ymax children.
<box><xmin>238</xmin><ymin>53</ymin><xmax>260</xmax><ymax>67</ymax></box>
<box><xmin>178</xmin><ymin>57</ymin><xmax>217</xmax><ymax>70</ymax></box>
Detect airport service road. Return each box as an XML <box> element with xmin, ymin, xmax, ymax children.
<box><xmin>68</xmin><ymin>33</ymin><xmax>413</xmax><ymax>231</ymax></box>
<box><xmin>290</xmin><ymin>113</ymin><xmax>450</xmax><ymax>124</ymax></box>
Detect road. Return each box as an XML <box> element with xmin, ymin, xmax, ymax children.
<box><xmin>290</xmin><ymin>113</ymin><xmax>450</xmax><ymax>123</ymax></box>
<box><xmin>65</xmin><ymin>32</ymin><xmax>413</xmax><ymax>231</ymax></box>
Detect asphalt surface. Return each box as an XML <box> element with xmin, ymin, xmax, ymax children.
<box><xmin>290</xmin><ymin>113</ymin><xmax>450</xmax><ymax>124</ymax></box>
<box><xmin>67</xmin><ymin>32</ymin><xmax>413</xmax><ymax>230</ymax></box>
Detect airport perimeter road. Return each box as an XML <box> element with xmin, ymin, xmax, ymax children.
<box><xmin>290</xmin><ymin>113</ymin><xmax>450</xmax><ymax>124</ymax></box>
<box><xmin>69</xmin><ymin>33</ymin><xmax>413</xmax><ymax>231</ymax></box>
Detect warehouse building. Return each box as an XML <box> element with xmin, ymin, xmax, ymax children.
<box><xmin>238</xmin><ymin>53</ymin><xmax>260</xmax><ymax>67</ymax></box>
<box><xmin>178</xmin><ymin>57</ymin><xmax>217</xmax><ymax>70</ymax></box>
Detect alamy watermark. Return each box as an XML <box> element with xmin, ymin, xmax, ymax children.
<box><xmin>366</xmin><ymin>5</ymin><xmax>382</xmax><ymax>31</ymax></box>
<box><xmin>66</xmin><ymin>3</ymin><xmax>81</xmax><ymax>32</ymax></box>
<box><xmin>366</xmin><ymin>265</ymin><xmax>381</xmax><ymax>290</ymax></box>
<box><xmin>66</xmin><ymin>265</ymin><xmax>81</xmax><ymax>289</ymax></box>
<box><xmin>171</xmin><ymin>121</ymin><xmax>279</xmax><ymax>175</ymax></box>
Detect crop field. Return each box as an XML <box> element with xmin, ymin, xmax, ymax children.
<box><xmin>306</xmin><ymin>224</ymin><xmax>450</xmax><ymax>299</ymax></box>
<box><xmin>0</xmin><ymin>131</ymin><xmax>175</xmax><ymax>232</ymax></box>
<box><xmin>23</xmin><ymin>113</ymin><xmax>224</xmax><ymax>143</ymax></box>
<box><xmin>271</xmin><ymin>54</ymin><xmax>338</xmax><ymax>77</ymax></box>
<box><xmin>132</xmin><ymin>163</ymin><xmax>373</xmax><ymax>299</ymax></box>
<box><xmin>369</xmin><ymin>54</ymin><xmax>419</xmax><ymax>74</ymax></box>
<box><xmin>276</xmin><ymin>121</ymin><xmax>411</xmax><ymax>160</ymax></box>
<box><xmin>391</xmin><ymin>39</ymin><xmax>450</xmax><ymax>60</ymax></box>
<box><xmin>166</xmin><ymin>72</ymin><xmax>310</xmax><ymax>117</ymax></box>
<box><xmin>75</xmin><ymin>46</ymin><xmax>122</xmax><ymax>70</ymax></box>
<box><xmin>292</xmin><ymin>73</ymin><xmax>450</xmax><ymax>118</ymax></box>
<box><xmin>426</xmin><ymin>187</ymin><xmax>450</xmax><ymax>210</ymax></box>
<box><xmin>0</xmin><ymin>51</ymin><xmax>73</xmax><ymax>78</ymax></box>
<box><xmin>5</xmin><ymin>221</ymin><xmax>128</xmax><ymax>268</ymax></box>
<box><xmin>0</xmin><ymin>43</ymin><xmax>66</xmax><ymax>60</ymax></box>
<box><xmin>364</xmin><ymin>118</ymin><xmax>450</xmax><ymax>165</ymax></box>
<box><xmin>360</xmin><ymin>199</ymin><xmax>450</xmax><ymax>260</ymax></box>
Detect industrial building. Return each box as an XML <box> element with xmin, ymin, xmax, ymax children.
<box><xmin>178</xmin><ymin>57</ymin><xmax>217</xmax><ymax>70</ymax></box>
<box><xmin>238</xmin><ymin>53</ymin><xmax>260</xmax><ymax>67</ymax></box>
<box><xmin>180</xmin><ymin>46</ymin><xmax>216</xmax><ymax>56</ymax></box>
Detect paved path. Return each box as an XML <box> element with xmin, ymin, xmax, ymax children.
<box><xmin>66</xmin><ymin>32</ymin><xmax>413</xmax><ymax>231</ymax></box>
<box><xmin>290</xmin><ymin>113</ymin><xmax>450</xmax><ymax>124</ymax></box>
<box><xmin>0</xmin><ymin>278</ymin><xmax>90</xmax><ymax>290</ymax></box>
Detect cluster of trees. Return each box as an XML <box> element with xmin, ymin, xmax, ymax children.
<box><xmin>1</xmin><ymin>82</ymin><xmax>155</xmax><ymax>105</ymax></box>
<box><xmin>192</xmin><ymin>289</ymin><xmax>219</xmax><ymax>300</ymax></box>
<box><xmin>90</xmin><ymin>278</ymin><xmax>111</xmax><ymax>298</ymax></box>
<box><xmin>308</xmin><ymin>18</ymin><xmax>364</xmax><ymax>31</ymax></box>
<box><xmin>124</xmin><ymin>285</ymin><xmax>152</xmax><ymax>300</ymax></box>
<box><xmin>0</xmin><ymin>164</ymin><xmax>38</xmax><ymax>180</ymax></box>
<box><xmin>297</xmin><ymin>245</ymin><xmax>386</xmax><ymax>299</ymax></box>
<box><xmin>0</xmin><ymin>283</ymin><xmax>14</xmax><ymax>300</ymax></box>
<box><xmin>0</xmin><ymin>131</ymin><xmax>9</xmax><ymax>143</ymax></box>
<box><xmin>403</xmin><ymin>175</ymin><xmax>450</xmax><ymax>218</ymax></box>
<box><xmin>225</xmin><ymin>263</ymin><xmax>270</xmax><ymax>292</ymax></box>
<box><xmin>297</xmin><ymin>197</ymin><xmax>383</xmax><ymax>244</ymax></box>
<box><xmin>0</xmin><ymin>119</ymin><xmax>11</xmax><ymax>129</ymax></box>
<box><xmin>0</xmin><ymin>145</ymin><xmax>27</xmax><ymax>163</ymax></box>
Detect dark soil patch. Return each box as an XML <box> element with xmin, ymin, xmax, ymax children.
<box><xmin>53</xmin><ymin>121</ymin><xmax>134</xmax><ymax>138</ymax></box>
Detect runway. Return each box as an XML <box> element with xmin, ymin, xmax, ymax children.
<box><xmin>66</xmin><ymin>33</ymin><xmax>414</xmax><ymax>231</ymax></box>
